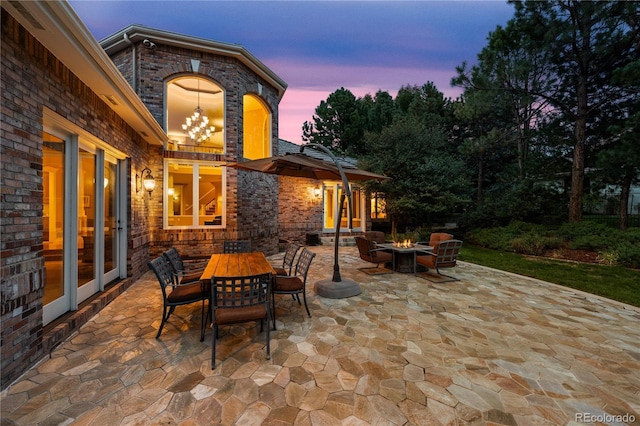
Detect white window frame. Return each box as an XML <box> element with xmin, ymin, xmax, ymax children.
<box><xmin>321</xmin><ymin>182</ymin><xmax>365</xmax><ymax>233</ymax></box>
<box><xmin>163</xmin><ymin>159</ymin><xmax>227</xmax><ymax>229</ymax></box>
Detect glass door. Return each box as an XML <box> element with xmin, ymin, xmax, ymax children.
<box><xmin>103</xmin><ymin>159</ymin><xmax>120</xmax><ymax>283</ymax></box>
<box><xmin>43</xmin><ymin>133</ymin><xmax>68</xmax><ymax>318</ymax></box>
<box><xmin>42</xmin><ymin>117</ymin><xmax>128</xmax><ymax>325</ymax></box>
<box><xmin>322</xmin><ymin>183</ymin><xmax>364</xmax><ymax>233</ymax></box>
<box><xmin>77</xmin><ymin>147</ymin><xmax>98</xmax><ymax>303</ymax></box>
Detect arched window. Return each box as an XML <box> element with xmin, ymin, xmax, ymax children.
<box><xmin>166</xmin><ymin>76</ymin><xmax>224</xmax><ymax>153</ymax></box>
<box><xmin>243</xmin><ymin>94</ymin><xmax>271</xmax><ymax>159</ymax></box>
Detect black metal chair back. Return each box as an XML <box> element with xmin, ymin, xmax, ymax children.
<box><xmin>210</xmin><ymin>272</ymin><xmax>272</xmax><ymax>369</ymax></box>
<box><xmin>223</xmin><ymin>240</ymin><xmax>252</xmax><ymax>253</ymax></box>
<box><xmin>272</xmin><ymin>248</ymin><xmax>316</xmax><ymax>330</ymax></box>
<box><xmin>275</xmin><ymin>243</ymin><xmax>301</xmax><ymax>276</ymax></box>
<box><xmin>163</xmin><ymin>247</ymin><xmax>185</xmax><ymax>275</ymax></box>
<box><xmin>148</xmin><ymin>256</ymin><xmax>208</xmax><ymax>341</ymax></box>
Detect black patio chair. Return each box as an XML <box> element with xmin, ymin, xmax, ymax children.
<box><xmin>273</xmin><ymin>243</ymin><xmax>301</xmax><ymax>276</ymax></box>
<box><xmin>271</xmin><ymin>248</ymin><xmax>316</xmax><ymax>330</ymax></box>
<box><xmin>148</xmin><ymin>255</ymin><xmax>209</xmax><ymax>341</ymax></box>
<box><xmin>223</xmin><ymin>240</ymin><xmax>252</xmax><ymax>253</ymax></box>
<box><xmin>163</xmin><ymin>247</ymin><xmax>205</xmax><ymax>285</ymax></box>
<box><xmin>210</xmin><ymin>272</ymin><xmax>272</xmax><ymax>369</ymax></box>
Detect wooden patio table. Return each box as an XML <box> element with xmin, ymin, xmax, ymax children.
<box><xmin>200</xmin><ymin>252</ymin><xmax>275</xmax><ymax>281</ymax></box>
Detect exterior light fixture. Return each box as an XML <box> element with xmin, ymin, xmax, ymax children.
<box><xmin>136</xmin><ymin>167</ymin><xmax>156</xmax><ymax>195</ymax></box>
<box><xmin>314</xmin><ymin>186</ymin><xmax>321</xmax><ymax>199</ymax></box>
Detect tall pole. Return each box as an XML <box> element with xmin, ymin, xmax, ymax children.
<box><xmin>300</xmin><ymin>143</ymin><xmax>360</xmax><ymax>297</ymax></box>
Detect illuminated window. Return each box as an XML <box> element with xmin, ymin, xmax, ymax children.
<box><xmin>166</xmin><ymin>76</ymin><xmax>224</xmax><ymax>153</ymax></box>
<box><xmin>322</xmin><ymin>183</ymin><xmax>364</xmax><ymax>232</ymax></box>
<box><xmin>165</xmin><ymin>160</ymin><xmax>225</xmax><ymax>228</ymax></box>
<box><xmin>243</xmin><ymin>94</ymin><xmax>271</xmax><ymax>159</ymax></box>
<box><xmin>370</xmin><ymin>192</ymin><xmax>387</xmax><ymax>219</ymax></box>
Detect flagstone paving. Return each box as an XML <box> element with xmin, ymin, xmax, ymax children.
<box><xmin>2</xmin><ymin>245</ymin><xmax>639</xmax><ymax>425</ymax></box>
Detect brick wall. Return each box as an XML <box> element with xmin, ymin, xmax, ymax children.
<box><xmin>278</xmin><ymin>177</ymin><xmax>323</xmax><ymax>243</ymax></box>
<box><xmin>111</xmin><ymin>36</ymin><xmax>282</xmax><ymax>255</ymax></box>
<box><xmin>0</xmin><ymin>10</ymin><xmax>152</xmax><ymax>389</ymax></box>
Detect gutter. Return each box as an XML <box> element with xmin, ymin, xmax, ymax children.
<box><xmin>3</xmin><ymin>1</ymin><xmax>167</xmax><ymax>146</ymax></box>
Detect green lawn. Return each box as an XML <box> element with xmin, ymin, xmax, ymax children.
<box><xmin>459</xmin><ymin>244</ymin><xmax>640</xmax><ymax>308</ymax></box>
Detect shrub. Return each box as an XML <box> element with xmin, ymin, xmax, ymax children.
<box><xmin>512</xmin><ymin>234</ymin><xmax>546</xmax><ymax>256</ymax></box>
<box><xmin>597</xmin><ymin>250</ymin><xmax>620</xmax><ymax>266</ymax></box>
<box><xmin>512</xmin><ymin>234</ymin><xmax>562</xmax><ymax>256</ymax></box>
<box><xmin>466</xmin><ymin>227</ymin><xmax>514</xmax><ymax>251</ymax></box>
<box><xmin>617</xmin><ymin>242</ymin><xmax>640</xmax><ymax>269</ymax></box>
<box><xmin>557</xmin><ymin>222</ymin><xmax>613</xmax><ymax>241</ymax></box>
<box><xmin>569</xmin><ymin>235</ymin><xmax>607</xmax><ymax>251</ymax></box>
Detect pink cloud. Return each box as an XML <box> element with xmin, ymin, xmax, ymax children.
<box><xmin>274</xmin><ymin>61</ymin><xmax>464</xmax><ymax>144</ymax></box>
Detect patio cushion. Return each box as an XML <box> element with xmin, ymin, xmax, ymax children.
<box><xmin>274</xmin><ymin>275</ymin><xmax>303</xmax><ymax>292</ymax></box>
<box><xmin>429</xmin><ymin>233</ymin><xmax>453</xmax><ymax>252</ymax></box>
<box><xmin>214</xmin><ymin>304</ymin><xmax>267</xmax><ymax>324</ymax></box>
<box><xmin>166</xmin><ymin>281</ymin><xmax>206</xmax><ymax>303</ymax></box>
<box><xmin>179</xmin><ymin>271</ymin><xmax>203</xmax><ymax>285</ymax></box>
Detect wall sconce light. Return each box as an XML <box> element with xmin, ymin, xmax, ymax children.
<box><xmin>314</xmin><ymin>186</ymin><xmax>322</xmax><ymax>199</ymax></box>
<box><xmin>136</xmin><ymin>167</ymin><xmax>156</xmax><ymax>195</ymax></box>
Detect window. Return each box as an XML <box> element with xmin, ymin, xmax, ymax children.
<box><xmin>166</xmin><ymin>76</ymin><xmax>224</xmax><ymax>153</ymax></box>
<box><xmin>165</xmin><ymin>160</ymin><xmax>225</xmax><ymax>228</ymax></box>
<box><xmin>243</xmin><ymin>94</ymin><xmax>271</xmax><ymax>159</ymax></box>
<box><xmin>370</xmin><ymin>192</ymin><xmax>387</xmax><ymax>220</ymax></box>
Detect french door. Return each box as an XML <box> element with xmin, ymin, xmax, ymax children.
<box><xmin>42</xmin><ymin>120</ymin><xmax>127</xmax><ymax>325</ymax></box>
<box><xmin>322</xmin><ymin>183</ymin><xmax>364</xmax><ymax>233</ymax></box>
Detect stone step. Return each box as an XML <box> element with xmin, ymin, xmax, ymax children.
<box><xmin>320</xmin><ymin>236</ymin><xmax>356</xmax><ymax>246</ymax></box>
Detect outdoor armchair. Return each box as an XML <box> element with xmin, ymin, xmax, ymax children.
<box><xmin>272</xmin><ymin>248</ymin><xmax>316</xmax><ymax>330</ymax></box>
<box><xmin>148</xmin><ymin>255</ymin><xmax>209</xmax><ymax>341</ymax></box>
<box><xmin>416</xmin><ymin>239</ymin><xmax>463</xmax><ymax>278</ymax></box>
<box><xmin>210</xmin><ymin>272</ymin><xmax>272</xmax><ymax>369</ymax></box>
<box><xmin>354</xmin><ymin>236</ymin><xmax>393</xmax><ymax>274</ymax></box>
<box><xmin>423</xmin><ymin>233</ymin><xmax>453</xmax><ymax>252</ymax></box>
<box><xmin>364</xmin><ymin>231</ymin><xmax>387</xmax><ymax>244</ymax></box>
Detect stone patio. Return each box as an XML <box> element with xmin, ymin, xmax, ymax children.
<box><xmin>2</xmin><ymin>245</ymin><xmax>639</xmax><ymax>425</ymax></box>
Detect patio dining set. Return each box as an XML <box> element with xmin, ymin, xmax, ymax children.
<box><xmin>147</xmin><ymin>240</ymin><xmax>316</xmax><ymax>369</ymax></box>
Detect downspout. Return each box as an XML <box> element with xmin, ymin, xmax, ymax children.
<box><xmin>123</xmin><ymin>33</ymin><xmax>137</xmax><ymax>93</ymax></box>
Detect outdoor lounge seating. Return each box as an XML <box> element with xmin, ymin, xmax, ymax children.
<box><xmin>364</xmin><ymin>231</ymin><xmax>387</xmax><ymax>244</ymax></box>
<box><xmin>272</xmin><ymin>248</ymin><xmax>316</xmax><ymax>330</ymax></box>
<box><xmin>354</xmin><ymin>235</ymin><xmax>393</xmax><ymax>274</ymax></box>
<box><xmin>273</xmin><ymin>243</ymin><xmax>301</xmax><ymax>276</ymax></box>
<box><xmin>148</xmin><ymin>255</ymin><xmax>209</xmax><ymax>341</ymax></box>
<box><xmin>223</xmin><ymin>240</ymin><xmax>252</xmax><ymax>253</ymax></box>
<box><xmin>424</xmin><ymin>232</ymin><xmax>453</xmax><ymax>252</ymax></box>
<box><xmin>416</xmin><ymin>239</ymin><xmax>463</xmax><ymax>282</ymax></box>
<box><xmin>210</xmin><ymin>272</ymin><xmax>272</xmax><ymax>369</ymax></box>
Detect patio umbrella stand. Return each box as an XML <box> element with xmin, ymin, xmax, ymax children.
<box><xmin>228</xmin><ymin>143</ymin><xmax>388</xmax><ymax>298</ymax></box>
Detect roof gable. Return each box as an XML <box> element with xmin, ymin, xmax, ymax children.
<box><xmin>100</xmin><ymin>24</ymin><xmax>287</xmax><ymax>100</ymax></box>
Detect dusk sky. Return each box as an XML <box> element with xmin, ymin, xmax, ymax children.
<box><xmin>69</xmin><ymin>1</ymin><xmax>515</xmax><ymax>144</ymax></box>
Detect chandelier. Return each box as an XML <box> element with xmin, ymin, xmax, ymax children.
<box><xmin>182</xmin><ymin>80</ymin><xmax>215</xmax><ymax>145</ymax></box>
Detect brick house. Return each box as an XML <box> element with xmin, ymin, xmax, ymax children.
<box><xmin>1</xmin><ymin>1</ymin><xmax>380</xmax><ymax>389</ymax></box>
